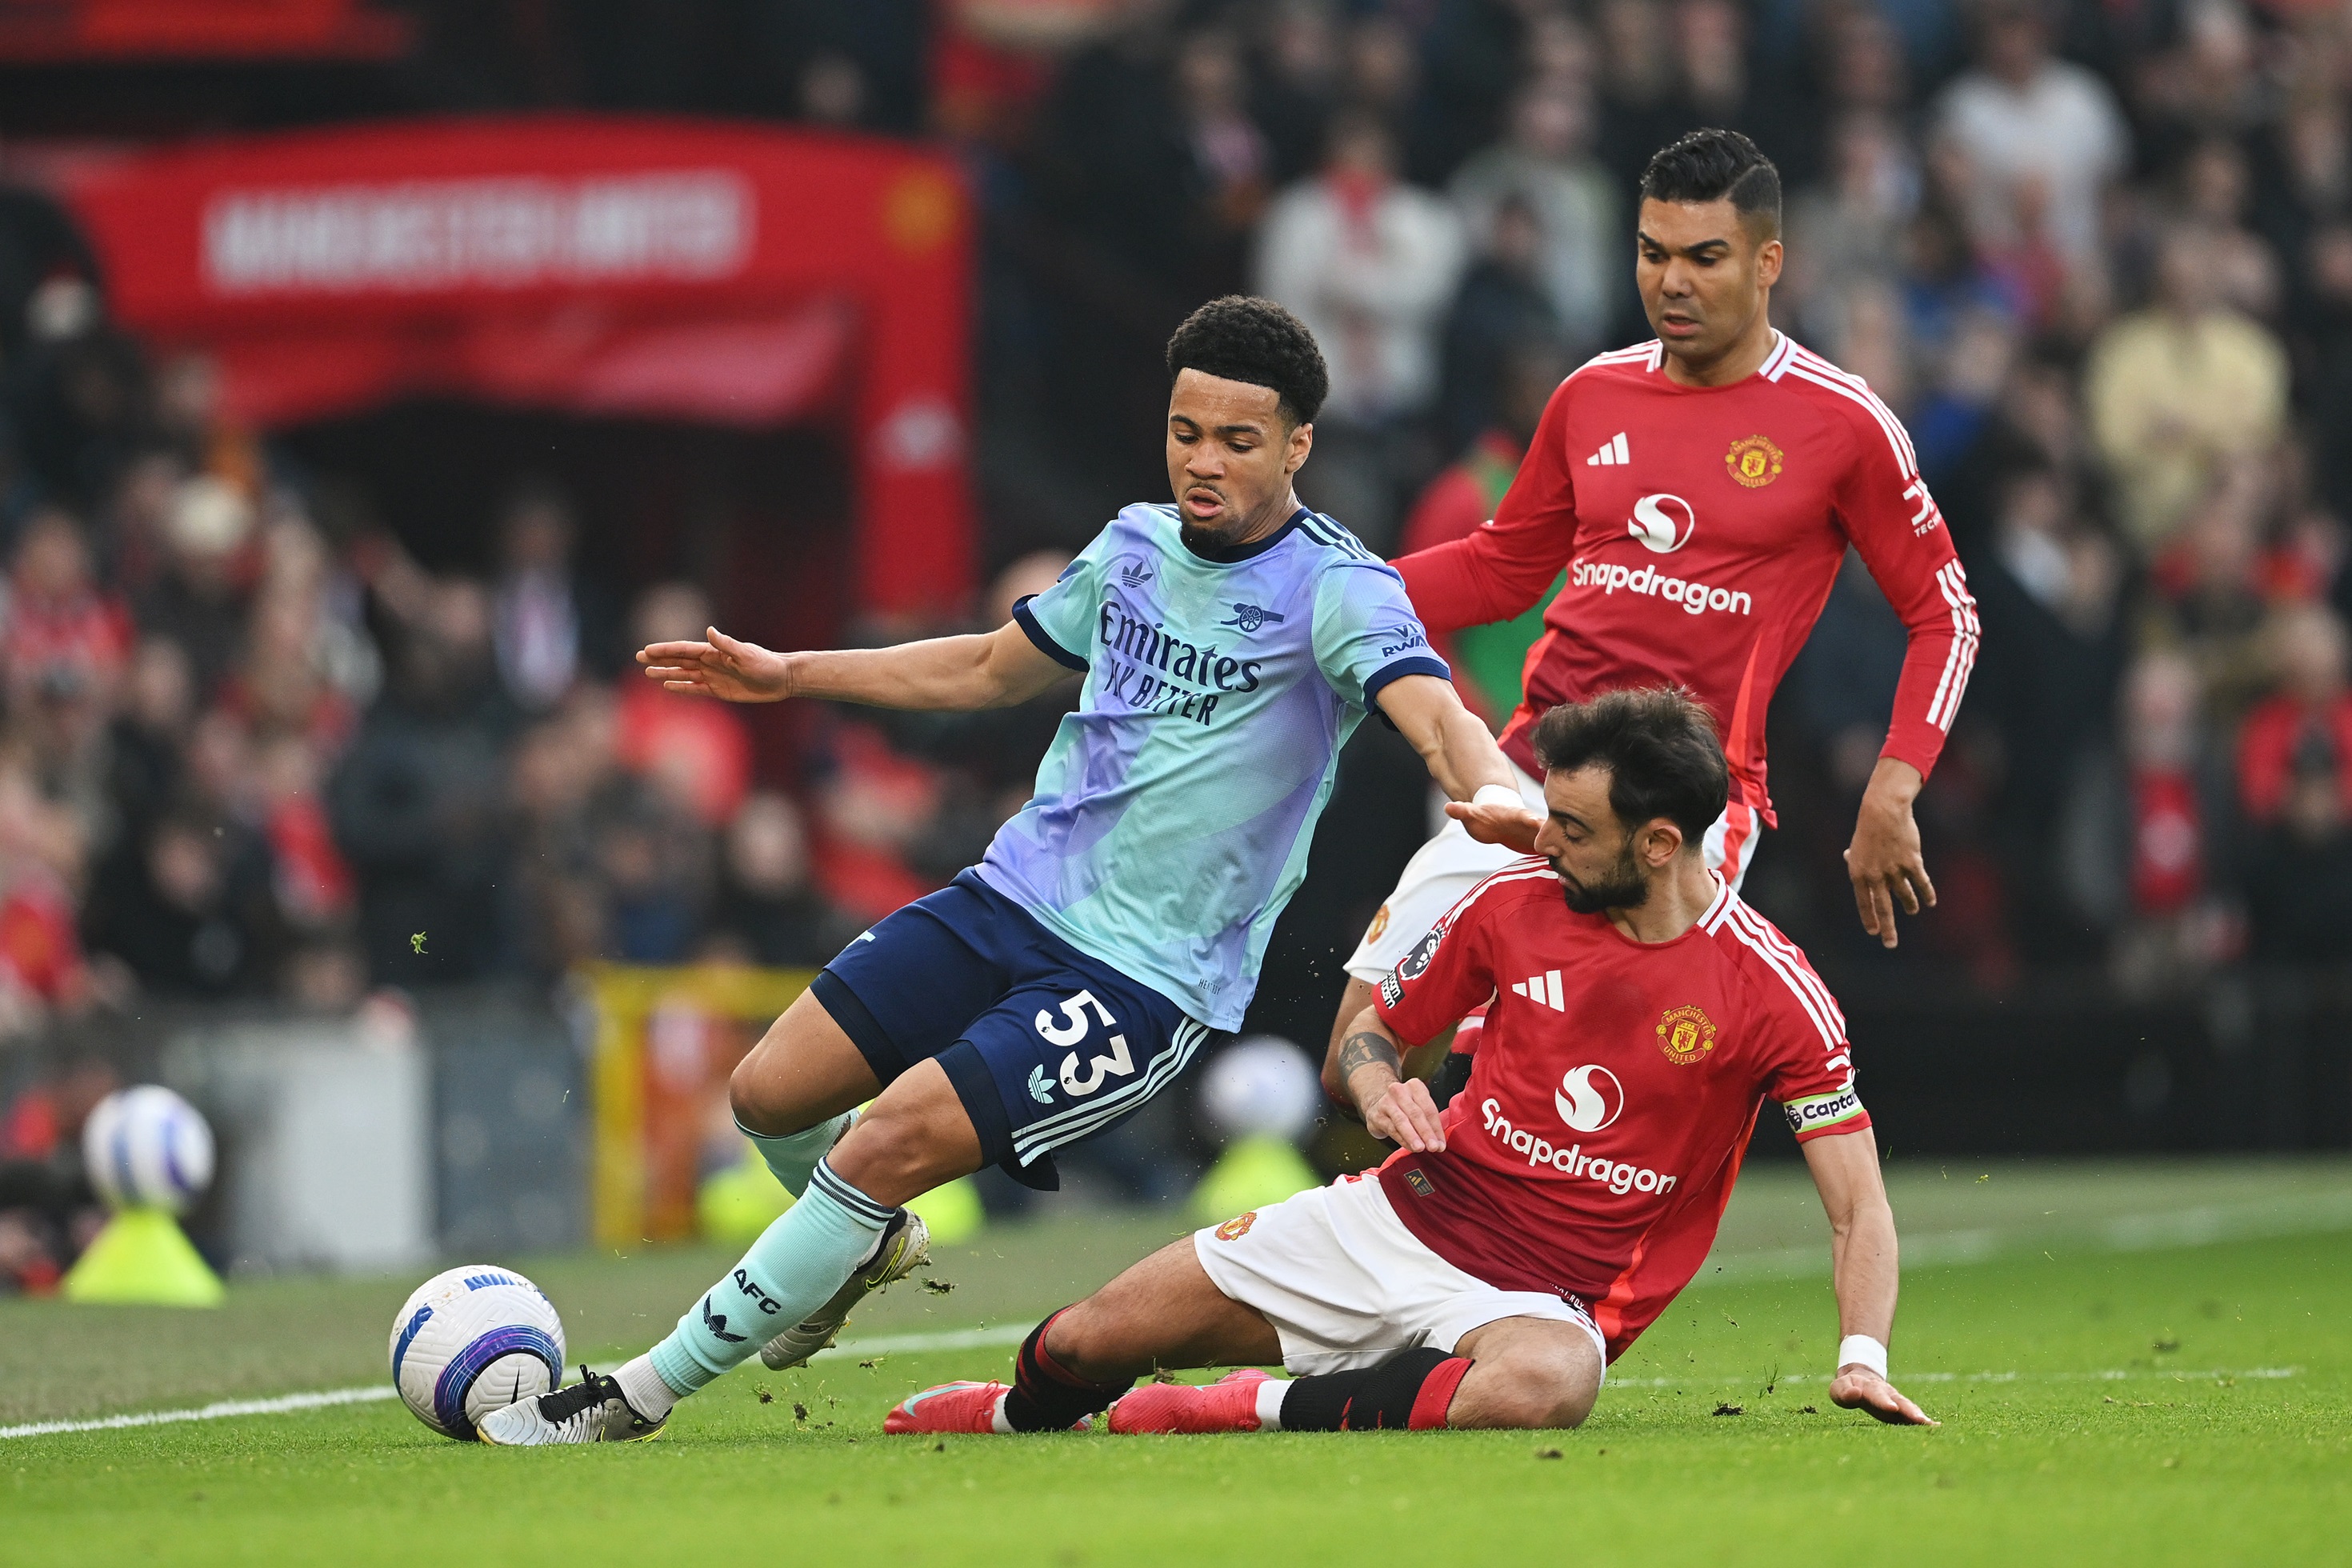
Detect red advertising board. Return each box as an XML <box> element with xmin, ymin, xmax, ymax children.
<box><xmin>55</xmin><ymin>115</ymin><xmax>974</xmax><ymax>617</ymax></box>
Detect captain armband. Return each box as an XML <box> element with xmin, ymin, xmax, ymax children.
<box><xmin>1781</xmin><ymin>1085</ymin><xmax>1865</xmax><ymax>1137</ymax></box>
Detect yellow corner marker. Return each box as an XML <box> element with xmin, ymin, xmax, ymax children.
<box><xmin>905</xmin><ymin>1175</ymin><xmax>985</xmax><ymax>1246</ymax></box>
<box><xmin>61</xmin><ymin>1206</ymin><xmax>225</xmax><ymax>1307</ymax></box>
<box><xmin>1189</xmin><ymin>1134</ymin><xmax>1319</xmax><ymax>1228</ymax></box>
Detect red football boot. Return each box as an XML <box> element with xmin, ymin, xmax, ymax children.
<box><xmin>884</xmin><ymin>1381</ymin><xmax>1094</xmax><ymax>1434</ymax></box>
<box><xmin>885</xmin><ymin>1381</ymin><xmax>1009</xmax><ymax>1434</ymax></box>
<box><xmin>1107</xmin><ymin>1370</ymin><xmax>1272</xmax><ymax>1434</ymax></box>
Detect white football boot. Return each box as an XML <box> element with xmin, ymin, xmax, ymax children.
<box><xmin>758</xmin><ymin>1208</ymin><xmax>931</xmax><ymax>1370</ymax></box>
<box><xmin>476</xmin><ymin>1366</ymin><xmax>666</xmax><ymax>1446</ymax></box>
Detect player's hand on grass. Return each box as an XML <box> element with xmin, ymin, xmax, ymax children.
<box><xmin>1830</xmin><ymin>1367</ymin><xmax>1937</xmax><ymax>1426</ymax></box>
<box><xmin>638</xmin><ymin>627</ymin><xmax>795</xmax><ymax>703</ymax></box>
<box><xmin>1843</xmin><ymin>757</ymin><xmax>1934</xmax><ymax>950</ymax></box>
<box><xmin>1444</xmin><ymin>799</ymin><xmax>1543</xmax><ymax>855</ymax></box>
<box><xmin>1360</xmin><ymin>1074</ymin><xmax>1446</xmax><ymax>1154</ymax></box>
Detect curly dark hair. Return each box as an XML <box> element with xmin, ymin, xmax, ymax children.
<box><xmin>1532</xmin><ymin>686</ymin><xmax>1729</xmax><ymax>843</ymax></box>
<box><xmin>1165</xmin><ymin>295</ymin><xmax>1330</xmax><ymax>427</ymax></box>
<box><xmin>1640</xmin><ymin>128</ymin><xmax>1782</xmax><ymax>239</ymax></box>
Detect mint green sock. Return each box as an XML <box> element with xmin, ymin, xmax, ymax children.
<box><xmin>647</xmin><ymin>1159</ymin><xmax>892</xmax><ymax>1396</ymax></box>
<box><xmin>741</xmin><ymin>1110</ymin><xmax>854</xmax><ymax>1197</ymax></box>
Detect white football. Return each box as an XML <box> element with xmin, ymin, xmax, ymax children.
<box><xmin>390</xmin><ymin>1266</ymin><xmax>567</xmax><ymax>1440</ymax></box>
<box><xmin>82</xmin><ymin>1086</ymin><xmax>214</xmax><ymax>1214</ymax></box>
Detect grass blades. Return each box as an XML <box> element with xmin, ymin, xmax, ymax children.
<box><xmin>2</xmin><ymin>1158</ymin><xmax>2346</xmax><ymax>1566</ymax></box>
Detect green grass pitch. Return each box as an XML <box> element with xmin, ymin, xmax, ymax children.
<box><xmin>3</xmin><ymin>1158</ymin><xmax>2347</xmax><ymax>1565</ymax></box>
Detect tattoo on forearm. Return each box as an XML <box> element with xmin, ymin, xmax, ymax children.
<box><xmin>1337</xmin><ymin>1031</ymin><xmax>1402</xmax><ymax>1090</ymax></box>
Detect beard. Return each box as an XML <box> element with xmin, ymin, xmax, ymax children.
<box><xmin>1179</xmin><ymin>502</ymin><xmax>1253</xmax><ymax>554</ymax></box>
<box><xmin>1179</xmin><ymin>517</ymin><xmax>1242</xmax><ymax>552</ymax></box>
<box><xmin>1178</xmin><ymin>483</ymin><xmax>1280</xmax><ymax>554</ymax></box>
<box><xmin>1556</xmin><ymin>839</ymin><xmax>1650</xmax><ymax>914</ymax></box>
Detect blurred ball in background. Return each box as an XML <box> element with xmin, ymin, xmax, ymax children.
<box><xmin>81</xmin><ymin>1086</ymin><xmax>214</xmax><ymax>1214</ymax></box>
<box><xmin>1200</xmin><ymin>1036</ymin><xmax>1322</xmax><ymax>1145</ymax></box>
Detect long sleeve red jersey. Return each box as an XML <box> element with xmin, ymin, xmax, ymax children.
<box><xmin>1394</xmin><ymin>334</ymin><xmax>1979</xmax><ymax>818</ymax></box>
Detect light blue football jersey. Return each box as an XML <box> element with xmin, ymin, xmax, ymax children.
<box><xmin>984</xmin><ymin>502</ymin><xmax>1449</xmax><ymax>1029</ymax></box>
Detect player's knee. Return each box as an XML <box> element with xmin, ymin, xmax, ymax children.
<box><xmin>1536</xmin><ymin>1376</ymin><xmax>1596</xmax><ymax>1430</ymax></box>
<box><xmin>1457</xmin><ymin>1350</ymin><xmax>1597</xmax><ymax>1430</ymax></box>
<box><xmin>727</xmin><ymin>1046</ymin><xmax>790</xmax><ymax>1135</ymax></box>
<box><xmin>1480</xmin><ymin>1375</ymin><xmax>1592</xmax><ymax>1430</ymax></box>
<box><xmin>1038</xmin><ymin>1298</ymin><xmax>1124</xmax><ymax>1382</ymax></box>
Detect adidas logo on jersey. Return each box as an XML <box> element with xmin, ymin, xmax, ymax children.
<box><xmin>1510</xmin><ymin>970</ymin><xmax>1564</xmax><ymax>1010</ymax></box>
<box><xmin>1586</xmin><ymin>433</ymin><xmax>1630</xmax><ymax>466</ymax></box>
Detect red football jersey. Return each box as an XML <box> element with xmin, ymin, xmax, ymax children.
<box><xmin>1394</xmin><ymin>334</ymin><xmax>1978</xmax><ymax>818</ymax></box>
<box><xmin>1372</xmin><ymin>858</ymin><xmax>1869</xmax><ymax>1361</ymax></box>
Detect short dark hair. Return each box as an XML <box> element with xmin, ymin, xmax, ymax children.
<box><xmin>1532</xmin><ymin>686</ymin><xmax>1729</xmax><ymax>844</ymax></box>
<box><xmin>1166</xmin><ymin>295</ymin><xmax>1330</xmax><ymax>427</ymax></box>
<box><xmin>1639</xmin><ymin>128</ymin><xmax>1782</xmax><ymax>240</ymax></box>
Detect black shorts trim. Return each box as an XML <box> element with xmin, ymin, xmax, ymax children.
<box><xmin>938</xmin><ymin>1041</ymin><xmax>1062</xmax><ymax>1191</ymax></box>
<box><xmin>935</xmin><ymin>1039</ymin><xmax>1014</xmax><ymax>1166</ymax></box>
<box><xmin>819</xmin><ymin>966</ymin><xmax>1062</xmax><ymax>1193</ymax></box>
<box><xmin>811</xmin><ymin>967</ymin><xmax>906</xmax><ymax>1084</ymax></box>
<box><xmin>1362</xmin><ymin>654</ymin><xmax>1452</xmax><ymax>730</ymax></box>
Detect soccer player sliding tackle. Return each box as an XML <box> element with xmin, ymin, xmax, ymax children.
<box><xmin>1334</xmin><ymin>127</ymin><xmax>1980</xmax><ymax>1103</ymax></box>
<box><xmin>889</xmin><ymin>688</ymin><xmax>1934</xmax><ymax>1436</ymax></box>
<box><xmin>478</xmin><ymin>297</ymin><xmax>1540</xmax><ymax>1443</ymax></box>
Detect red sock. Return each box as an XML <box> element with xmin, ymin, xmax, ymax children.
<box><xmin>1407</xmin><ymin>1355</ymin><xmax>1473</xmax><ymax>1430</ymax></box>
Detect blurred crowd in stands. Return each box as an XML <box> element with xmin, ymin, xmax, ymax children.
<box><xmin>936</xmin><ymin>0</ymin><xmax>2352</xmax><ymax>989</ymax></box>
<box><xmin>0</xmin><ymin>0</ymin><xmax>2350</xmax><ymax>1038</ymax></box>
<box><xmin>8</xmin><ymin>0</ymin><xmax>2352</xmax><ymax>1286</ymax></box>
<box><xmin>0</xmin><ymin>289</ymin><xmax>1098</xmax><ymax>1045</ymax></box>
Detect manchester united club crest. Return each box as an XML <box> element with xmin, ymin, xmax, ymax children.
<box><xmin>1364</xmin><ymin>903</ymin><xmax>1390</xmax><ymax>946</ymax></box>
<box><xmin>1656</xmin><ymin>1004</ymin><xmax>1718</xmax><ymax>1066</ymax></box>
<box><xmin>1725</xmin><ymin>434</ymin><xmax>1784</xmax><ymax>489</ymax></box>
<box><xmin>1214</xmin><ymin>1211</ymin><xmax>1258</xmax><ymax>1242</ymax></box>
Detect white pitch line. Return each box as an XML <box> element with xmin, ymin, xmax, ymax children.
<box><xmin>1</xmin><ymin>1349</ymin><xmax>2304</xmax><ymax>1442</ymax></box>
<box><xmin>0</xmin><ymin>1385</ymin><xmax>398</xmax><ymax>1441</ymax></box>
<box><xmin>1608</xmin><ymin>1366</ymin><xmax>2302</xmax><ymax>1390</ymax></box>
<box><xmin>0</xmin><ymin>1326</ymin><xmax>1030</xmax><ymax>1441</ymax></box>
<box><xmin>810</xmin><ymin>1322</ymin><xmax>1027</xmax><ymax>1361</ymax></box>
<box><xmin>8</xmin><ymin>1191</ymin><xmax>2345</xmax><ymax>1442</ymax></box>
<box><xmin>1704</xmin><ymin>1193</ymin><xmax>2352</xmax><ymax>1282</ymax></box>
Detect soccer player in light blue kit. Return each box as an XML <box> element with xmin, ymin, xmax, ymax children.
<box><xmin>481</xmin><ymin>296</ymin><xmax>1539</xmax><ymax>1443</ymax></box>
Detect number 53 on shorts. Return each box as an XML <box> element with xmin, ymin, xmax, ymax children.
<box><xmin>1035</xmin><ymin>990</ymin><xmax>1135</xmax><ymax>1097</ymax></box>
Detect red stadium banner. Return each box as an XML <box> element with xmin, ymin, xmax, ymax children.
<box><xmin>54</xmin><ymin>114</ymin><xmax>974</xmax><ymax>618</ymax></box>
<box><xmin>0</xmin><ymin>0</ymin><xmax>410</xmax><ymax>62</ymax></box>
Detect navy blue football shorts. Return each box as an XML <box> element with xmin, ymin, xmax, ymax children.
<box><xmin>812</xmin><ymin>870</ymin><xmax>1220</xmax><ymax>1190</ymax></box>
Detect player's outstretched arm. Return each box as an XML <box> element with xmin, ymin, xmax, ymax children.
<box><xmin>1326</xmin><ymin>1005</ymin><xmax>1446</xmax><ymax>1153</ymax></box>
<box><xmin>1375</xmin><ymin>674</ymin><xmax>1541</xmax><ymax>853</ymax></box>
<box><xmin>638</xmin><ymin>622</ymin><xmax>1074</xmax><ymax>712</ymax></box>
<box><xmin>1802</xmin><ymin>1126</ymin><xmax>1937</xmax><ymax>1427</ymax></box>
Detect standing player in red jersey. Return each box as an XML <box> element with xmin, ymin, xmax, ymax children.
<box><xmin>1334</xmin><ymin>127</ymin><xmax>1980</xmax><ymax>1075</ymax></box>
<box><xmin>882</xmin><ymin>690</ymin><xmax>1933</xmax><ymax>1437</ymax></box>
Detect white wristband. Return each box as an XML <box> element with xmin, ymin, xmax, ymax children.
<box><xmin>1471</xmin><ymin>784</ymin><xmax>1524</xmax><ymax>811</ymax></box>
<box><xmin>1838</xmin><ymin>1335</ymin><xmax>1889</xmax><ymax>1379</ymax></box>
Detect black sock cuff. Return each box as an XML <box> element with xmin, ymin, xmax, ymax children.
<box><xmin>1281</xmin><ymin>1347</ymin><xmax>1454</xmax><ymax>1432</ymax></box>
<box><xmin>1002</xmin><ymin>1308</ymin><xmax>1130</xmax><ymax>1432</ymax></box>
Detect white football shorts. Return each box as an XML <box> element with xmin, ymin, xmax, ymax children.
<box><xmin>1343</xmin><ymin>760</ymin><xmax>1762</xmax><ymax>984</ymax></box>
<box><xmin>1192</xmin><ymin>1171</ymin><xmax>1605</xmax><ymax>1377</ymax></box>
